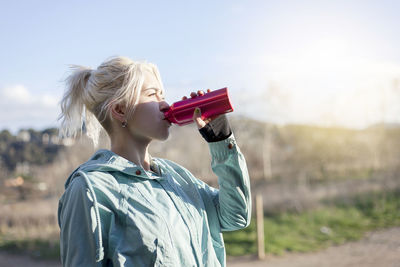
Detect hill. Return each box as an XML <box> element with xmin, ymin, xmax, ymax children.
<box><xmin>1</xmin><ymin>116</ymin><xmax>399</xmax><ymax>203</ymax></box>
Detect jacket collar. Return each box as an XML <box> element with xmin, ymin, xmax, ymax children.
<box><xmin>78</xmin><ymin>149</ymin><xmax>166</xmax><ymax>180</ymax></box>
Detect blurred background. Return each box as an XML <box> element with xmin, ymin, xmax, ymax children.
<box><xmin>0</xmin><ymin>0</ymin><xmax>399</xmax><ymax>266</ymax></box>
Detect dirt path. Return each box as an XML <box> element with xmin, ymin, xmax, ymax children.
<box><xmin>227</xmin><ymin>227</ymin><xmax>400</xmax><ymax>267</ymax></box>
<box><xmin>1</xmin><ymin>227</ymin><xmax>399</xmax><ymax>267</ymax></box>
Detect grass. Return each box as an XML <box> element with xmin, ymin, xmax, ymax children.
<box><xmin>1</xmin><ymin>188</ymin><xmax>399</xmax><ymax>260</ymax></box>
<box><xmin>0</xmin><ymin>238</ymin><xmax>60</xmax><ymax>259</ymax></box>
<box><xmin>224</xmin><ymin>188</ymin><xmax>400</xmax><ymax>256</ymax></box>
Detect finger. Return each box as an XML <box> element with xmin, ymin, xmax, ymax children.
<box><xmin>197</xmin><ymin>90</ymin><xmax>205</xmax><ymax>96</ymax></box>
<box><xmin>208</xmin><ymin>114</ymin><xmax>219</xmax><ymax>121</ymax></box>
<box><xmin>203</xmin><ymin>118</ymin><xmax>212</xmax><ymax>124</ymax></box>
<box><xmin>193</xmin><ymin>107</ymin><xmax>206</xmax><ymax>129</ymax></box>
<box><xmin>203</xmin><ymin>114</ymin><xmax>219</xmax><ymax>125</ymax></box>
<box><xmin>190</xmin><ymin>92</ymin><xmax>197</xmax><ymax>98</ymax></box>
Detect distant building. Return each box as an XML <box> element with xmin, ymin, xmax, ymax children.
<box><xmin>42</xmin><ymin>133</ymin><xmax>50</xmax><ymax>144</ymax></box>
<box><xmin>17</xmin><ymin>130</ymin><xmax>31</xmax><ymax>142</ymax></box>
<box><xmin>51</xmin><ymin>135</ymin><xmax>60</xmax><ymax>144</ymax></box>
<box><xmin>4</xmin><ymin>176</ymin><xmax>24</xmax><ymax>187</ymax></box>
<box><xmin>61</xmin><ymin>137</ymin><xmax>75</xmax><ymax>146</ymax></box>
<box><xmin>42</xmin><ymin>132</ymin><xmax>75</xmax><ymax>146</ymax></box>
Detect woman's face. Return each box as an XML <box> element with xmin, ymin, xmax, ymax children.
<box><xmin>126</xmin><ymin>69</ymin><xmax>171</xmax><ymax>142</ymax></box>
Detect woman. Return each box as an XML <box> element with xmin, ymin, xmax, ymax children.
<box><xmin>57</xmin><ymin>56</ymin><xmax>251</xmax><ymax>267</ymax></box>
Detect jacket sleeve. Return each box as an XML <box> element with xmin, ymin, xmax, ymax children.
<box><xmin>195</xmin><ymin>133</ymin><xmax>252</xmax><ymax>231</ymax></box>
<box><xmin>58</xmin><ymin>174</ymin><xmax>104</xmax><ymax>267</ymax></box>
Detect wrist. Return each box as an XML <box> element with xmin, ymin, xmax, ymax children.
<box><xmin>199</xmin><ymin>115</ymin><xmax>232</xmax><ymax>142</ymax></box>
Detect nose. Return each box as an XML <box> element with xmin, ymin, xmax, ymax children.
<box><xmin>159</xmin><ymin>100</ymin><xmax>170</xmax><ymax>113</ymax></box>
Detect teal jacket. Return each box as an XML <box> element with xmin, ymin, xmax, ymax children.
<box><xmin>58</xmin><ymin>134</ymin><xmax>251</xmax><ymax>266</ymax></box>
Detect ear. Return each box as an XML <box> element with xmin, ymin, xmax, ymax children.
<box><xmin>110</xmin><ymin>103</ymin><xmax>126</xmax><ymax>123</ymax></box>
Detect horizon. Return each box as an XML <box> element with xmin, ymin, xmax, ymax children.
<box><xmin>2</xmin><ymin>114</ymin><xmax>399</xmax><ymax>136</ymax></box>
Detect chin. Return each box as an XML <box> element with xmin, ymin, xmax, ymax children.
<box><xmin>155</xmin><ymin>130</ymin><xmax>170</xmax><ymax>141</ymax></box>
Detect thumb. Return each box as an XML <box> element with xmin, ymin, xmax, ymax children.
<box><xmin>193</xmin><ymin>108</ymin><xmax>206</xmax><ymax>129</ymax></box>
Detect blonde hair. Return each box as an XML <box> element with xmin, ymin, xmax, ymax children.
<box><xmin>58</xmin><ymin>56</ymin><xmax>164</xmax><ymax>146</ymax></box>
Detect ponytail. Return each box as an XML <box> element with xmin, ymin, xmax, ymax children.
<box><xmin>59</xmin><ymin>65</ymin><xmax>102</xmax><ymax>145</ymax></box>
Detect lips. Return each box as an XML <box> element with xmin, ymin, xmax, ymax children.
<box><xmin>162</xmin><ymin>117</ymin><xmax>171</xmax><ymax>126</ymax></box>
<box><xmin>161</xmin><ymin>113</ymin><xmax>171</xmax><ymax>126</ymax></box>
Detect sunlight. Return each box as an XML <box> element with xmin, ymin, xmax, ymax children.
<box><xmin>302</xmin><ymin>38</ymin><xmax>354</xmax><ymax>71</ymax></box>
<box><xmin>262</xmin><ymin>34</ymin><xmax>400</xmax><ymax>128</ymax></box>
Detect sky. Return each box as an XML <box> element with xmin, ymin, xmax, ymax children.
<box><xmin>1</xmin><ymin>0</ymin><xmax>399</xmax><ymax>132</ymax></box>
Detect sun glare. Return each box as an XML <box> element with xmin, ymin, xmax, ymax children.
<box><xmin>262</xmin><ymin>34</ymin><xmax>400</xmax><ymax>128</ymax></box>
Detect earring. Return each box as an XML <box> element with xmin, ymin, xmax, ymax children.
<box><xmin>122</xmin><ymin>121</ymin><xmax>128</xmax><ymax>128</ymax></box>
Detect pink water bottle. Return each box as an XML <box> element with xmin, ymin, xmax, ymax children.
<box><xmin>164</xmin><ymin>87</ymin><xmax>234</xmax><ymax>126</ymax></box>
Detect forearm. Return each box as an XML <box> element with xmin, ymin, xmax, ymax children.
<box><xmin>208</xmin><ymin>134</ymin><xmax>252</xmax><ymax>231</ymax></box>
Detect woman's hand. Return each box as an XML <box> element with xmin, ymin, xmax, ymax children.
<box><xmin>181</xmin><ymin>89</ymin><xmax>219</xmax><ymax>129</ymax></box>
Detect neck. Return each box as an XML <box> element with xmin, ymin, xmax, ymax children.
<box><xmin>110</xmin><ymin>133</ymin><xmax>152</xmax><ymax>171</ymax></box>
